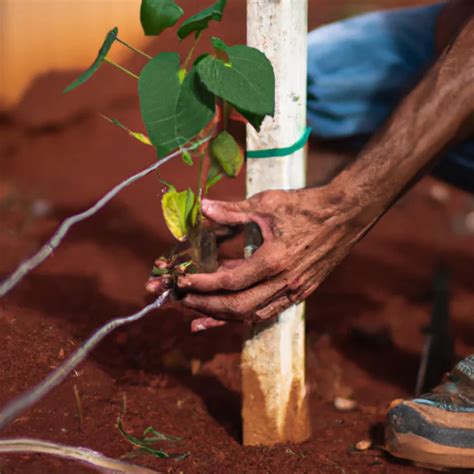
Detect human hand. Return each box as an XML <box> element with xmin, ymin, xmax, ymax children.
<box><xmin>179</xmin><ymin>185</ymin><xmax>368</xmax><ymax>331</ymax></box>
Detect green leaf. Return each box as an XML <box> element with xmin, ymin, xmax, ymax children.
<box><xmin>177</xmin><ymin>0</ymin><xmax>227</xmax><ymax>40</ymax></box>
<box><xmin>117</xmin><ymin>416</ymin><xmax>169</xmax><ymax>458</ymax></box>
<box><xmin>197</xmin><ymin>38</ymin><xmax>275</xmax><ymax>131</ymax></box>
<box><xmin>209</xmin><ymin>130</ymin><xmax>243</xmax><ymax>177</ymax></box>
<box><xmin>205</xmin><ymin>173</ymin><xmax>224</xmax><ymax>194</ymax></box>
<box><xmin>143</xmin><ymin>426</ymin><xmax>182</xmax><ymax>442</ymax></box>
<box><xmin>100</xmin><ymin>115</ymin><xmax>152</xmax><ymax>146</ymax></box>
<box><xmin>205</xmin><ymin>162</ymin><xmax>224</xmax><ymax>193</ymax></box>
<box><xmin>140</xmin><ymin>0</ymin><xmax>184</xmax><ymax>36</ymax></box>
<box><xmin>64</xmin><ymin>27</ymin><xmax>118</xmax><ymax>93</ymax></box>
<box><xmin>162</xmin><ymin>187</ymin><xmax>195</xmax><ymax>241</ymax></box>
<box><xmin>182</xmin><ymin>150</ymin><xmax>193</xmax><ymax>165</ymax></box>
<box><xmin>151</xmin><ymin>266</ymin><xmax>170</xmax><ymax>276</ymax></box>
<box><xmin>190</xmin><ymin>200</ymin><xmax>200</xmax><ymax>227</ymax></box>
<box><xmin>139</xmin><ymin>52</ymin><xmax>215</xmax><ymax>158</ymax></box>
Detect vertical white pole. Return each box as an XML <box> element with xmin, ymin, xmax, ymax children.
<box><xmin>242</xmin><ymin>0</ymin><xmax>310</xmax><ymax>445</ymax></box>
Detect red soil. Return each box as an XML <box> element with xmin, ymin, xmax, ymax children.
<box><xmin>1</xmin><ymin>1</ymin><xmax>473</xmax><ymax>473</ymax></box>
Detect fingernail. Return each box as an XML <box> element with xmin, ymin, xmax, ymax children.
<box><xmin>201</xmin><ymin>199</ymin><xmax>212</xmax><ymax>213</ymax></box>
<box><xmin>191</xmin><ymin>321</ymin><xmax>207</xmax><ymax>333</ymax></box>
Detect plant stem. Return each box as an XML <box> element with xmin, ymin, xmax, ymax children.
<box><xmin>0</xmin><ymin>137</ymin><xmax>211</xmax><ymax>298</ymax></box>
<box><xmin>182</xmin><ymin>32</ymin><xmax>202</xmax><ymax>71</ymax></box>
<box><xmin>223</xmin><ymin>100</ymin><xmax>230</xmax><ymax>130</ymax></box>
<box><xmin>104</xmin><ymin>57</ymin><xmax>139</xmax><ymax>80</ymax></box>
<box><xmin>197</xmin><ymin>151</ymin><xmax>205</xmax><ymax>202</ymax></box>
<box><xmin>0</xmin><ymin>291</ymin><xmax>170</xmax><ymax>432</ymax></box>
<box><xmin>116</xmin><ymin>37</ymin><xmax>152</xmax><ymax>59</ymax></box>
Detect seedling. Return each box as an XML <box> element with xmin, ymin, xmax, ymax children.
<box><xmin>64</xmin><ymin>0</ymin><xmax>275</xmax><ymax>291</ymax></box>
<box><xmin>117</xmin><ymin>416</ymin><xmax>188</xmax><ymax>460</ymax></box>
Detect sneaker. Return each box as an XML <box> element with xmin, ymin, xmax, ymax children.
<box><xmin>385</xmin><ymin>355</ymin><xmax>474</xmax><ymax>470</ymax></box>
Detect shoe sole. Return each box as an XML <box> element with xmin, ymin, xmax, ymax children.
<box><xmin>385</xmin><ymin>401</ymin><xmax>474</xmax><ymax>469</ymax></box>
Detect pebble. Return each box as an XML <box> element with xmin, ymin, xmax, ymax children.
<box><xmin>355</xmin><ymin>440</ymin><xmax>371</xmax><ymax>451</ymax></box>
<box><xmin>334</xmin><ymin>397</ymin><xmax>357</xmax><ymax>411</ymax></box>
<box><xmin>428</xmin><ymin>184</ymin><xmax>450</xmax><ymax>205</ymax></box>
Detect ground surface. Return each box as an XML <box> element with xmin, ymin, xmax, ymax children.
<box><xmin>1</xmin><ymin>1</ymin><xmax>473</xmax><ymax>473</ymax></box>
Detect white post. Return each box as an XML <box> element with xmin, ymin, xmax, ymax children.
<box><xmin>242</xmin><ymin>0</ymin><xmax>310</xmax><ymax>445</ymax></box>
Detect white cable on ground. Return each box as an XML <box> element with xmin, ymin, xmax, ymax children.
<box><xmin>0</xmin><ymin>290</ymin><xmax>171</xmax><ymax>432</ymax></box>
<box><xmin>0</xmin><ymin>137</ymin><xmax>210</xmax><ymax>298</ymax></box>
<box><xmin>0</xmin><ymin>438</ymin><xmax>158</xmax><ymax>473</ymax></box>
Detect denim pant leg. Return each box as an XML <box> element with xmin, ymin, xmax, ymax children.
<box><xmin>307</xmin><ymin>3</ymin><xmax>474</xmax><ymax>194</ymax></box>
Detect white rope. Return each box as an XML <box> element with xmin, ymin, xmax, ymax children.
<box><xmin>0</xmin><ymin>291</ymin><xmax>170</xmax><ymax>431</ymax></box>
<box><xmin>0</xmin><ymin>438</ymin><xmax>158</xmax><ymax>473</ymax></box>
<box><xmin>0</xmin><ymin>137</ymin><xmax>210</xmax><ymax>298</ymax></box>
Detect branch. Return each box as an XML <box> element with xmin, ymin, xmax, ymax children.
<box><xmin>0</xmin><ymin>438</ymin><xmax>158</xmax><ymax>473</ymax></box>
<box><xmin>0</xmin><ymin>291</ymin><xmax>171</xmax><ymax>432</ymax></box>
<box><xmin>0</xmin><ymin>138</ymin><xmax>210</xmax><ymax>298</ymax></box>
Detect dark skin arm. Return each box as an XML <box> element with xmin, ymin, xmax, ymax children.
<box><xmin>178</xmin><ymin>4</ymin><xmax>474</xmax><ymax>330</ymax></box>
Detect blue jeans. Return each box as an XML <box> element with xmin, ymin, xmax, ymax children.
<box><xmin>307</xmin><ymin>3</ymin><xmax>474</xmax><ymax>193</ymax></box>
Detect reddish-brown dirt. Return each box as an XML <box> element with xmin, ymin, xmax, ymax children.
<box><xmin>1</xmin><ymin>1</ymin><xmax>473</xmax><ymax>473</ymax></box>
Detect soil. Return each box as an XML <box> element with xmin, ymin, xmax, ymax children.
<box><xmin>1</xmin><ymin>1</ymin><xmax>473</xmax><ymax>473</ymax></box>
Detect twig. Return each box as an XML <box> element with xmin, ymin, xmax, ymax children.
<box><xmin>104</xmin><ymin>57</ymin><xmax>139</xmax><ymax>80</ymax></box>
<box><xmin>73</xmin><ymin>384</ymin><xmax>84</xmax><ymax>430</ymax></box>
<box><xmin>0</xmin><ymin>438</ymin><xmax>158</xmax><ymax>473</ymax></box>
<box><xmin>116</xmin><ymin>37</ymin><xmax>152</xmax><ymax>60</ymax></box>
<box><xmin>0</xmin><ymin>291</ymin><xmax>170</xmax><ymax>432</ymax></box>
<box><xmin>0</xmin><ymin>137</ymin><xmax>210</xmax><ymax>298</ymax></box>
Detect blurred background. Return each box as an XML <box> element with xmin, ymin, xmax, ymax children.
<box><xmin>2</xmin><ymin>2</ymin><xmax>474</xmax><ymax>473</ymax></box>
<box><xmin>1</xmin><ymin>0</ymin><xmax>435</xmax><ymax>111</ymax></box>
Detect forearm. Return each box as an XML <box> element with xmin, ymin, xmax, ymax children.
<box><xmin>328</xmin><ymin>16</ymin><xmax>474</xmax><ymax>226</ymax></box>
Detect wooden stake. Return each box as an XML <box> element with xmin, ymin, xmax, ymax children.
<box><xmin>242</xmin><ymin>0</ymin><xmax>310</xmax><ymax>446</ymax></box>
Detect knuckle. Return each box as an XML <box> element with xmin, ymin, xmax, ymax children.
<box><xmin>264</xmin><ymin>256</ymin><xmax>283</xmax><ymax>274</ymax></box>
<box><xmin>231</xmin><ymin>299</ymin><xmax>245</xmax><ymax>314</ymax></box>
<box><xmin>219</xmin><ymin>271</ymin><xmax>241</xmax><ymax>291</ymax></box>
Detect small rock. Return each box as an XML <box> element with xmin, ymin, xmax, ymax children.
<box><xmin>190</xmin><ymin>358</ymin><xmax>201</xmax><ymax>375</ymax></box>
<box><xmin>355</xmin><ymin>440</ymin><xmax>371</xmax><ymax>451</ymax></box>
<box><xmin>428</xmin><ymin>184</ymin><xmax>450</xmax><ymax>205</ymax></box>
<box><xmin>334</xmin><ymin>397</ymin><xmax>357</xmax><ymax>412</ymax></box>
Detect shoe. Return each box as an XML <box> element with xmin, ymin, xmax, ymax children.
<box><xmin>385</xmin><ymin>355</ymin><xmax>474</xmax><ymax>470</ymax></box>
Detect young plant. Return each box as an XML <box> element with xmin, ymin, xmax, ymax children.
<box><xmin>64</xmin><ymin>0</ymin><xmax>275</xmax><ymax>292</ymax></box>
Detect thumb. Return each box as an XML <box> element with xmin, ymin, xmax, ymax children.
<box><xmin>201</xmin><ymin>198</ymin><xmax>252</xmax><ymax>226</ymax></box>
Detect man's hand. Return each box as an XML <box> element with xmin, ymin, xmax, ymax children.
<box><xmin>179</xmin><ymin>186</ymin><xmax>367</xmax><ymax>331</ymax></box>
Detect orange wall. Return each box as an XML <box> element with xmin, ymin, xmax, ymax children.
<box><xmin>0</xmin><ymin>0</ymin><xmax>150</xmax><ymax>109</ymax></box>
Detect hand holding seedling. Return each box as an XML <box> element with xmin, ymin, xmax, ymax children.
<box><xmin>178</xmin><ymin>10</ymin><xmax>474</xmax><ymax>331</ymax></box>
<box><xmin>178</xmin><ymin>187</ymin><xmax>366</xmax><ymax>330</ymax></box>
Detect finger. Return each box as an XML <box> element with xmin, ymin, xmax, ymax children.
<box><xmin>201</xmin><ymin>199</ymin><xmax>253</xmax><ymax>226</ymax></box>
<box><xmin>182</xmin><ymin>278</ymin><xmax>286</xmax><ymax>320</ymax></box>
<box><xmin>178</xmin><ymin>248</ymin><xmax>281</xmax><ymax>292</ymax></box>
<box><xmin>217</xmin><ymin>258</ymin><xmax>245</xmax><ymax>271</ymax></box>
<box><xmin>145</xmin><ymin>276</ymin><xmax>172</xmax><ymax>294</ymax></box>
<box><xmin>203</xmin><ymin>220</ymin><xmax>242</xmax><ymax>240</ymax></box>
<box><xmin>255</xmin><ymin>294</ymin><xmax>293</xmax><ymax>321</ymax></box>
<box><xmin>191</xmin><ymin>317</ymin><xmax>227</xmax><ymax>333</ymax></box>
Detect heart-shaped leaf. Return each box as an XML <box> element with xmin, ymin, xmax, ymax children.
<box><xmin>140</xmin><ymin>0</ymin><xmax>184</xmax><ymax>36</ymax></box>
<box><xmin>64</xmin><ymin>27</ymin><xmax>118</xmax><ymax>93</ymax></box>
<box><xmin>177</xmin><ymin>0</ymin><xmax>227</xmax><ymax>40</ymax></box>
<box><xmin>162</xmin><ymin>187</ymin><xmax>195</xmax><ymax>241</ymax></box>
<box><xmin>209</xmin><ymin>130</ymin><xmax>243</xmax><ymax>177</ymax></box>
<box><xmin>139</xmin><ymin>52</ymin><xmax>215</xmax><ymax>158</ymax></box>
<box><xmin>197</xmin><ymin>37</ymin><xmax>274</xmax><ymax>131</ymax></box>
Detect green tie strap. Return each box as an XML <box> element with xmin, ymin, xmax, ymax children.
<box><xmin>245</xmin><ymin>126</ymin><xmax>312</xmax><ymax>159</ymax></box>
